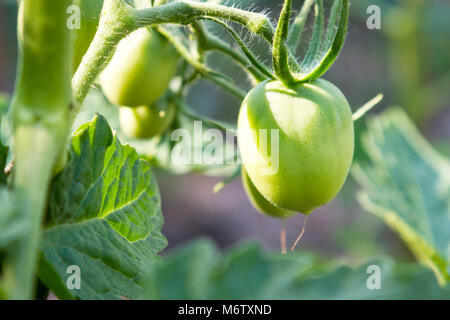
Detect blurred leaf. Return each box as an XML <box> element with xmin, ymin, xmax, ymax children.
<box><xmin>353</xmin><ymin>108</ymin><xmax>450</xmax><ymax>285</ymax></box>
<box><xmin>145</xmin><ymin>239</ymin><xmax>450</xmax><ymax>299</ymax></box>
<box><xmin>0</xmin><ymin>93</ymin><xmax>8</xmax><ymax>112</ymax></box>
<box><xmin>0</xmin><ymin>189</ymin><xmax>29</xmax><ymax>248</ymax></box>
<box><xmin>150</xmin><ymin>102</ymin><xmax>239</xmax><ymax>176</ymax></box>
<box><xmin>39</xmin><ymin>115</ymin><xmax>167</xmax><ymax>300</ymax></box>
<box><xmin>283</xmin><ymin>259</ymin><xmax>450</xmax><ymax>300</ymax></box>
<box><xmin>0</xmin><ymin>133</ymin><xmax>7</xmax><ymax>185</ymax></box>
<box><xmin>0</xmin><ymin>94</ymin><xmax>8</xmax><ymax>184</ymax></box>
<box><xmin>75</xmin><ymin>89</ymin><xmax>238</xmax><ymax>176</ymax></box>
<box><xmin>146</xmin><ymin>239</ymin><xmax>325</xmax><ymax>299</ymax></box>
<box><xmin>0</xmin><ymin>92</ymin><xmax>12</xmax><ymax>153</ymax></box>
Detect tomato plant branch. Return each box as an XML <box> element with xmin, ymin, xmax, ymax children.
<box><xmin>4</xmin><ymin>0</ymin><xmax>73</xmax><ymax>299</ymax></box>
<box><xmin>190</xmin><ymin>21</ymin><xmax>267</xmax><ymax>83</ymax></box>
<box><xmin>73</xmin><ymin>0</ymin><xmax>273</xmax><ymax>108</ymax></box>
<box><xmin>135</xmin><ymin>1</ymin><xmax>301</xmax><ymax>72</ymax></box>
<box><xmin>199</xmin><ymin>17</ymin><xmax>275</xmax><ymax>81</ymax></box>
<box><xmin>135</xmin><ymin>0</ymin><xmax>275</xmax><ymax>43</ymax></box>
<box><xmin>157</xmin><ymin>26</ymin><xmax>246</xmax><ymax>100</ymax></box>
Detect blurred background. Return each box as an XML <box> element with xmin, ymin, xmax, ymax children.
<box><xmin>0</xmin><ymin>0</ymin><xmax>449</xmax><ymax>265</ymax></box>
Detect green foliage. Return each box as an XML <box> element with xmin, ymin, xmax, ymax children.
<box><xmin>0</xmin><ymin>189</ymin><xmax>29</xmax><ymax>248</ymax></box>
<box><xmin>3</xmin><ymin>0</ymin><xmax>447</xmax><ymax>300</ymax></box>
<box><xmin>145</xmin><ymin>239</ymin><xmax>450</xmax><ymax>300</ymax></box>
<box><xmin>0</xmin><ymin>93</ymin><xmax>12</xmax><ymax>150</ymax></box>
<box><xmin>74</xmin><ymin>89</ymin><xmax>238</xmax><ymax>176</ymax></box>
<box><xmin>0</xmin><ymin>134</ymin><xmax>7</xmax><ymax>186</ymax></box>
<box><xmin>39</xmin><ymin>115</ymin><xmax>167</xmax><ymax>299</ymax></box>
<box><xmin>0</xmin><ymin>93</ymin><xmax>9</xmax><ymax>184</ymax></box>
<box><xmin>151</xmin><ymin>105</ymin><xmax>238</xmax><ymax>176</ymax></box>
<box><xmin>353</xmin><ymin>108</ymin><xmax>450</xmax><ymax>285</ymax></box>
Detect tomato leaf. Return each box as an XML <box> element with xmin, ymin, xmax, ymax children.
<box><xmin>0</xmin><ymin>189</ymin><xmax>29</xmax><ymax>248</ymax></box>
<box><xmin>39</xmin><ymin>114</ymin><xmax>167</xmax><ymax>300</ymax></box>
<box><xmin>353</xmin><ymin>108</ymin><xmax>450</xmax><ymax>286</ymax></box>
<box><xmin>145</xmin><ymin>239</ymin><xmax>324</xmax><ymax>299</ymax></box>
<box><xmin>145</xmin><ymin>239</ymin><xmax>450</xmax><ymax>299</ymax></box>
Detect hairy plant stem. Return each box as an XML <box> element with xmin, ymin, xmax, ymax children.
<box><xmin>157</xmin><ymin>27</ymin><xmax>246</xmax><ymax>100</ymax></box>
<box><xmin>198</xmin><ymin>18</ymin><xmax>275</xmax><ymax>81</ymax></box>
<box><xmin>5</xmin><ymin>0</ymin><xmax>73</xmax><ymax>299</ymax></box>
<box><xmin>190</xmin><ymin>21</ymin><xmax>267</xmax><ymax>83</ymax></box>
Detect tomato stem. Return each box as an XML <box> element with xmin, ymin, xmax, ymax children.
<box><xmin>273</xmin><ymin>0</ymin><xmax>297</xmax><ymax>85</ymax></box>
<box><xmin>199</xmin><ymin>17</ymin><xmax>275</xmax><ymax>81</ymax></box>
<box><xmin>6</xmin><ymin>0</ymin><xmax>73</xmax><ymax>299</ymax></box>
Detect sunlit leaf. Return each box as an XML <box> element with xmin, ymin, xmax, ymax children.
<box><xmin>353</xmin><ymin>108</ymin><xmax>450</xmax><ymax>285</ymax></box>
<box><xmin>40</xmin><ymin>115</ymin><xmax>167</xmax><ymax>299</ymax></box>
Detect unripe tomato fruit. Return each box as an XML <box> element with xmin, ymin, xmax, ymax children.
<box><xmin>100</xmin><ymin>28</ymin><xmax>179</xmax><ymax>107</ymax></box>
<box><xmin>242</xmin><ymin>167</ymin><xmax>295</xmax><ymax>219</ymax></box>
<box><xmin>119</xmin><ymin>101</ymin><xmax>175</xmax><ymax>139</ymax></box>
<box><xmin>238</xmin><ymin>79</ymin><xmax>354</xmax><ymax>214</ymax></box>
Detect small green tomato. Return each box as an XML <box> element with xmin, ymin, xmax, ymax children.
<box><xmin>119</xmin><ymin>101</ymin><xmax>175</xmax><ymax>139</ymax></box>
<box><xmin>238</xmin><ymin>79</ymin><xmax>354</xmax><ymax>215</ymax></box>
<box><xmin>100</xmin><ymin>28</ymin><xmax>179</xmax><ymax>107</ymax></box>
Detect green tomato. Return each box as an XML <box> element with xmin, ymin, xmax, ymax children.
<box><xmin>100</xmin><ymin>28</ymin><xmax>179</xmax><ymax>107</ymax></box>
<box><xmin>238</xmin><ymin>79</ymin><xmax>354</xmax><ymax>215</ymax></box>
<box><xmin>72</xmin><ymin>0</ymin><xmax>104</xmax><ymax>72</ymax></box>
<box><xmin>242</xmin><ymin>167</ymin><xmax>295</xmax><ymax>219</ymax></box>
<box><xmin>119</xmin><ymin>101</ymin><xmax>176</xmax><ymax>139</ymax></box>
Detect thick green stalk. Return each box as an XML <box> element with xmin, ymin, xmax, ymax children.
<box><xmin>136</xmin><ymin>1</ymin><xmax>275</xmax><ymax>42</ymax></box>
<box><xmin>5</xmin><ymin>0</ymin><xmax>73</xmax><ymax>299</ymax></box>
